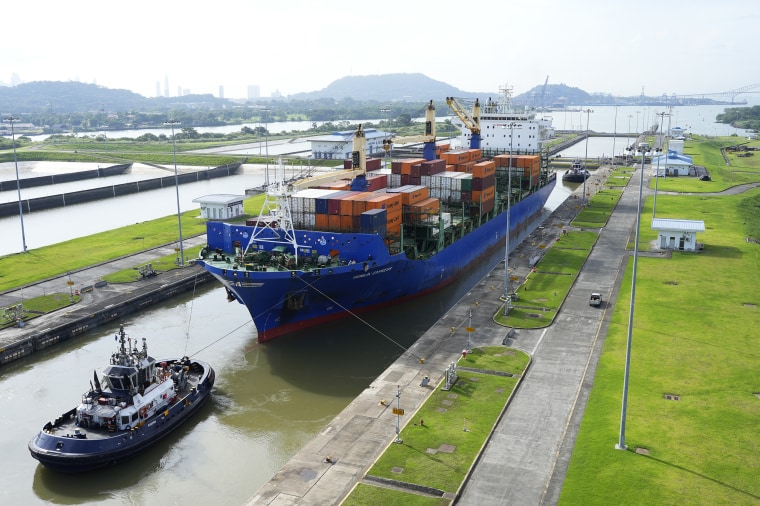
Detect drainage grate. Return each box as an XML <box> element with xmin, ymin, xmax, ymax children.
<box><xmin>663</xmin><ymin>393</ymin><xmax>680</xmax><ymax>401</ymax></box>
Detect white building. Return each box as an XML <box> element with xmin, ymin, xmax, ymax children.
<box><xmin>307</xmin><ymin>128</ymin><xmax>392</xmax><ymax>160</ymax></box>
<box><xmin>651</xmin><ymin>150</ymin><xmax>694</xmax><ymax>176</ymax></box>
<box><xmin>651</xmin><ymin>218</ymin><xmax>704</xmax><ymax>252</ymax></box>
<box><xmin>193</xmin><ymin>194</ymin><xmax>245</xmax><ymax>220</ymax></box>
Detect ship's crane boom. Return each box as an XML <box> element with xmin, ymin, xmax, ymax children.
<box><xmin>446</xmin><ymin>96</ymin><xmax>481</xmax><ymax>149</ymax></box>
<box><xmin>381</xmin><ymin>100</ymin><xmax>438</xmax><ymax>160</ymax></box>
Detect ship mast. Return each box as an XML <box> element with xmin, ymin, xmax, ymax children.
<box><xmin>248</xmin><ymin>158</ymin><xmax>301</xmax><ymax>265</ymax></box>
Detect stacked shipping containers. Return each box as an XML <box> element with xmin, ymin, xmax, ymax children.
<box><xmin>288</xmin><ymin>147</ymin><xmax>496</xmax><ymax>237</ymax></box>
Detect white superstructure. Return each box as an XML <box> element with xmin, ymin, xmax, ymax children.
<box><xmin>451</xmin><ymin>85</ymin><xmax>555</xmax><ymax>154</ymax></box>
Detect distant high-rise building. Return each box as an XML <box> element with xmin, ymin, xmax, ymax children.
<box><xmin>218</xmin><ymin>85</ymin><xmax>224</xmax><ymax>100</ymax></box>
<box><xmin>156</xmin><ymin>81</ymin><xmax>161</xmax><ymax>97</ymax></box>
<box><xmin>10</xmin><ymin>73</ymin><xmax>22</xmax><ymax>86</ymax></box>
<box><xmin>164</xmin><ymin>76</ymin><xmax>169</xmax><ymax>98</ymax></box>
<box><xmin>247</xmin><ymin>85</ymin><xmax>260</xmax><ymax>101</ymax></box>
<box><xmin>177</xmin><ymin>85</ymin><xmax>182</xmax><ymax>97</ymax></box>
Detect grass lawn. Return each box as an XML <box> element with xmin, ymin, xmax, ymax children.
<box><xmin>344</xmin><ymin>484</ymin><xmax>449</xmax><ymax>506</ymax></box>
<box><xmin>495</xmin><ymin>229</ymin><xmax>598</xmax><ymax>329</ymax></box>
<box><xmin>101</xmin><ymin>245</ymin><xmax>205</xmax><ymax>283</ymax></box>
<box><xmin>0</xmin><ymin>194</ymin><xmax>266</xmax><ymax>292</ymax></box>
<box><xmin>572</xmin><ymin>189</ymin><xmax>623</xmax><ymax>228</ymax></box>
<box><xmin>560</xmin><ymin>187</ymin><xmax>760</xmax><ymax>504</ymax></box>
<box><xmin>344</xmin><ymin>347</ymin><xmax>529</xmax><ymax>503</ymax></box>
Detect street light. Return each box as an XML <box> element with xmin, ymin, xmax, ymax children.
<box><xmin>262</xmin><ymin>107</ymin><xmax>271</xmax><ymax>186</ymax></box>
<box><xmin>504</xmin><ymin>121</ymin><xmax>521</xmax><ymax>315</ymax></box>
<box><xmin>612</xmin><ymin>105</ymin><xmax>618</xmax><ymax>170</ymax></box>
<box><xmin>627</xmin><ymin>114</ymin><xmax>633</xmax><ymax>157</ymax></box>
<box><xmin>653</xmin><ymin>111</ymin><xmax>669</xmax><ymax>218</ymax></box>
<box><xmin>5</xmin><ymin>116</ymin><xmax>28</xmax><ymax>252</ymax></box>
<box><xmin>582</xmin><ymin>109</ymin><xmax>593</xmax><ymax>203</ymax></box>
<box><xmin>164</xmin><ymin>119</ymin><xmax>185</xmax><ymax>266</ymax></box>
<box><xmin>617</xmin><ymin>138</ymin><xmax>647</xmax><ymax>451</ymax></box>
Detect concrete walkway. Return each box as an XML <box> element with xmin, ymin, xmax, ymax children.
<box><xmin>458</xmin><ymin>167</ymin><xmax>647</xmax><ymax>504</ymax></box>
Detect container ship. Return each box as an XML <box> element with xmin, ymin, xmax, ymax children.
<box><xmin>197</xmin><ymin>100</ymin><xmax>556</xmax><ymax>342</ymax></box>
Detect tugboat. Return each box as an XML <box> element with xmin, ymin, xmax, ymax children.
<box><xmin>28</xmin><ymin>324</ymin><xmax>215</xmax><ymax>473</ymax></box>
<box><xmin>562</xmin><ymin>159</ymin><xmax>591</xmax><ymax>183</ymax></box>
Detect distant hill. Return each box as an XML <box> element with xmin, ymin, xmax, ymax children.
<box><xmin>0</xmin><ymin>81</ymin><xmax>225</xmax><ymax>114</ymax></box>
<box><xmin>289</xmin><ymin>73</ymin><xmax>486</xmax><ymax>102</ymax></box>
<box><xmin>0</xmin><ymin>76</ymin><xmax>628</xmax><ymax>116</ymax></box>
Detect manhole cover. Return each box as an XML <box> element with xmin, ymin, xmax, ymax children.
<box><xmin>391</xmin><ymin>467</ymin><xmax>404</xmax><ymax>474</ymax></box>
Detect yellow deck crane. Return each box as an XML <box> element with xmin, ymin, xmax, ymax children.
<box><xmin>445</xmin><ymin>96</ymin><xmax>481</xmax><ymax>149</ymax></box>
<box><xmin>381</xmin><ymin>100</ymin><xmax>438</xmax><ymax>161</ymax></box>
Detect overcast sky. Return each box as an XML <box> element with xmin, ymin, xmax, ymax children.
<box><xmin>4</xmin><ymin>0</ymin><xmax>758</xmax><ymax>101</ymax></box>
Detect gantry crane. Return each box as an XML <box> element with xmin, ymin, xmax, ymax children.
<box><xmin>445</xmin><ymin>96</ymin><xmax>481</xmax><ymax>149</ymax></box>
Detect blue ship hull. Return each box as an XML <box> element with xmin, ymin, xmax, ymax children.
<box><xmin>198</xmin><ymin>176</ymin><xmax>556</xmax><ymax>342</ymax></box>
<box><xmin>28</xmin><ymin>360</ymin><xmax>215</xmax><ymax>473</ymax></box>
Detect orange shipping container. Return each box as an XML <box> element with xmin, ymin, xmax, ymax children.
<box><xmin>400</xmin><ymin>158</ymin><xmax>427</xmax><ymax>175</ymax></box>
<box><xmin>456</xmin><ymin>160</ymin><xmax>476</xmax><ymax>173</ymax></box>
<box><xmin>468</xmin><ymin>148</ymin><xmax>482</xmax><ymax>161</ymax></box>
<box><xmin>340</xmin><ymin>215</ymin><xmax>355</xmax><ymax>231</ymax></box>
<box><xmin>408</xmin><ymin>197</ymin><xmax>440</xmax><ymax>215</ymax></box>
<box><xmin>399</xmin><ymin>185</ymin><xmax>429</xmax><ymax>205</ymax></box>
<box><xmin>366</xmin><ymin>193</ymin><xmax>402</xmax><ymax>213</ymax></box>
<box><xmin>472</xmin><ymin>160</ymin><xmax>496</xmax><ymax>178</ymax></box>
<box><xmin>328</xmin><ymin>214</ymin><xmax>341</xmax><ymax>231</ymax></box>
<box><xmin>472</xmin><ymin>187</ymin><xmax>495</xmax><ymax>203</ymax></box>
<box><xmin>386</xmin><ymin>209</ymin><xmax>402</xmax><ymax>229</ymax></box>
<box><xmin>386</xmin><ymin>223</ymin><xmax>401</xmax><ymax>238</ymax></box>
<box><xmin>339</xmin><ymin>194</ymin><xmax>367</xmax><ymax>216</ymax></box>
<box><xmin>315</xmin><ymin>213</ymin><xmax>329</xmax><ymax>229</ymax></box>
<box><xmin>442</xmin><ymin>150</ymin><xmax>470</xmax><ymax>165</ymax></box>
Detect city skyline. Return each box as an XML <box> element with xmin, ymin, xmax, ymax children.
<box><xmin>3</xmin><ymin>0</ymin><xmax>758</xmax><ymax>101</ymax></box>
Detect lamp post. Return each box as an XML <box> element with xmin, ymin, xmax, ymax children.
<box><xmin>582</xmin><ymin>109</ymin><xmax>593</xmax><ymax>203</ymax></box>
<box><xmin>164</xmin><ymin>119</ymin><xmax>185</xmax><ymax>266</ymax></box>
<box><xmin>617</xmin><ymin>138</ymin><xmax>647</xmax><ymax>450</ymax></box>
<box><xmin>653</xmin><ymin>111</ymin><xmax>669</xmax><ymax>218</ymax></box>
<box><xmin>262</xmin><ymin>107</ymin><xmax>271</xmax><ymax>186</ymax></box>
<box><xmin>612</xmin><ymin>105</ymin><xmax>618</xmax><ymax>170</ymax></box>
<box><xmin>504</xmin><ymin>121</ymin><xmax>521</xmax><ymax>315</ymax></box>
<box><xmin>627</xmin><ymin>114</ymin><xmax>633</xmax><ymax>158</ymax></box>
<box><xmin>5</xmin><ymin>116</ymin><xmax>28</xmax><ymax>253</ymax></box>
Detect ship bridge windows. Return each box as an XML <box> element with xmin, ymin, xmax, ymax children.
<box><xmin>108</xmin><ymin>375</ymin><xmax>127</xmax><ymax>390</ymax></box>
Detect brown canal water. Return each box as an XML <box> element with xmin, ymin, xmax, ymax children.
<box><xmin>0</xmin><ymin>225</ymin><xmax>536</xmax><ymax>505</ymax></box>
